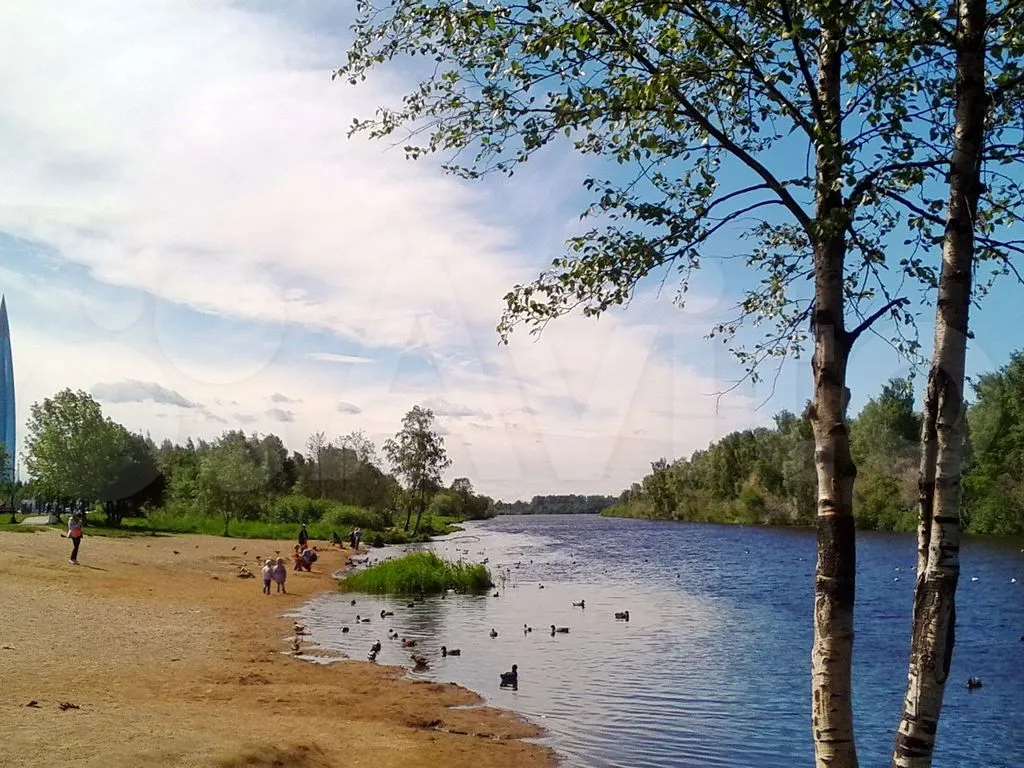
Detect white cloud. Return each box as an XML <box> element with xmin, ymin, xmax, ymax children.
<box><xmin>0</xmin><ymin>0</ymin><xmax>806</xmax><ymax>499</ymax></box>
<box><xmin>265</xmin><ymin>408</ymin><xmax>296</xmax><ymax>423</ymax></box>
<box><xmin>308</xmin><ymin>353</ymin><xmax>375</xmax><ymax>365</ymax></box>
<box><xmin>92</xmin><ymin>379</ymin><xmax>195</xmax><ymax>408</ymax></box>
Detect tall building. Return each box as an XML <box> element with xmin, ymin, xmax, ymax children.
<box><xmin>0</xmin><ymin>296</ymin><xmax>14</xmax><ymax>479</ymax></box>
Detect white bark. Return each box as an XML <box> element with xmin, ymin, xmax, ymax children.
<box><xmin>893</xmin><ymin>0</ymin><xmax>984</xmax><ymax>764</ymax></box>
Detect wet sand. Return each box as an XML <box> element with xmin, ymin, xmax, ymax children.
<box><xmin>0</xmin><ymin>529</ymin><xmax>555</xmax><ymax>768</ymax></box>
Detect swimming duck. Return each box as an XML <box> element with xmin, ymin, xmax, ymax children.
<box><xmin>499</xmin><ymin>664</ymin><xmax>518</xmax><ymax>689</ymax></box>
<box><xmin>538</xmin><ymin>584</ymin><xmax>545</xmax><ymax>589</ymax></box>
<box><xmin>523</xmin><ymin>624</ymin><xmax>533</xmax><ymax>633</ymax></box>
<box><xmin>341</xmin><ymin>627</ymin><xmax>350</xmax><ymax>634</ymax></box>
<box><xmin>489</xmin><ymin>628</ymin><xmax>499</xmax><ymax>638</ymax></box>
<box><xmin>402</xmin><ymin>638</ymin><xmax>417</xmax><ymax>648</ymax></box>
<box><xmin>411</xmin><ymin>654</ymin><xmax>430</xmax><ymax>671</ymax></box>
<box><xmin>350</xmin><ymin>599</ymin><xmax>357</xmax><ymax>606</ymax></box>
<box><xmin>551</xmin><ymin>625</ymin><xmax>570</xmax><ymax>635</ymax></box>
<box><xmin>357</xmin><ymin>615</ymin><xmax>371</xmax><ymax>623</ymax></box>
<box><xmin>967</xmin><ymin>677</ymin><xmax>984</xmax><ymax>690</ymax></box>
<box><xmin>370</xmin><ymin>640</ymin><xmax>382</xmax><ymax>654</ymax></box>
<box><xmin>493</xmin><ymin>592</ymin><xmax>500</xmax><ymax>598</ymax></box>
<box><xmin>407</xmin><ymin>602</ymin><xmax>415</xmax><ymax>608</ymax></box>
<box><xmin>572</xmin><ymin>600</ymin><xmax>585</xmax><ymax>608</ymax></box>
<box><xmin>380</xmin><ymin>610</ymin><xmax>394</xmax><ymax>618</ymax></box>
<box><xmin>614</xmin><ymin>610</ymin><xmax>630</xmax><ymax>621</ymax></box>
<box><xmin>441</xmin><ymin>646</ymin><xmax>461</xmax><ymax>657</ymax></box>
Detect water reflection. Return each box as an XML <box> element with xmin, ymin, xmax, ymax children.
<box><xmin>293</xmin><ymin>516</ymin><xmax>1024</xmax><ymax>768</ymax></box>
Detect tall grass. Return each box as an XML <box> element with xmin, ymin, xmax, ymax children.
<box><xmin>342</xmin><ymin>552</ymin><xmax>492</xmax><ymax>595</ymax></box>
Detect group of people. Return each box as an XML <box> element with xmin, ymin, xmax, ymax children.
<box><xmin>262</xmin><ymin>523</ymin><xmax>321</xmax><ymax>595</ymax></box>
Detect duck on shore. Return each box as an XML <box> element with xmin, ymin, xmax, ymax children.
<box><xmin>500</xmin><ymin>664</ymin><xmax>518</xmax><ymax>689</ymax></box>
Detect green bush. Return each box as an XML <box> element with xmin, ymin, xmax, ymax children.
<box><xmin>323</xmin><ymin>504</ymin><xmax>383</xmax><ymax>531</ymax></box>
<box><xmin>342</xmin><ymin>552</ymin><xmax>492</xmax><ymax>594</ymax></box>
<box><xmin>267</xmin><ymin>495</ymin><xmax>335</xmax><ymax>524</ymax></box>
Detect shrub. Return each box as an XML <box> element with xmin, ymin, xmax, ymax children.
<box><xmin>341</xmin><ymin>552</ymin><xmax>492</xmax><ymax>594</ymax></box>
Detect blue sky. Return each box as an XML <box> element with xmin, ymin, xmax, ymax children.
<box><xmin>0</xmin><ymin>1</ymin><xmax>1020</xmax><ymax>500</ymax></box>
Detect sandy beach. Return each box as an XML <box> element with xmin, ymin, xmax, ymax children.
<box><xmin>0</xmin><ymin>529</ymin><xmax>554</xmax><ymax>768</ymax></box>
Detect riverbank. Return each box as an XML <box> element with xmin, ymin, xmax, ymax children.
<box><xmin>0</xmin><ymin>529</ymin><xmax>554</xmax><ymax>768</ymax></box>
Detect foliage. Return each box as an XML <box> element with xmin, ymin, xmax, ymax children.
<box><xmin>495</xmin><ymin>494</ymin><xmax>616</xmax><ymax>515</ymax></box>
<box><xmin>606</xmin><ymin>364</ymin><xmax>1024</xmax><ymax>535</ymax></box>
<box><xmin>963</xmin><ymin>352</ymin><xmax>1024</xmax><ymax>535</ymax></box>
<box><xmin>384</xmin><ymin>406</ymin><xmax>452</xmax><ymax>532</ymax></box>
<box><xmin>341</xmin><ymin>552</ymin><xmax>492</xmax><ymax>595</ymax></box>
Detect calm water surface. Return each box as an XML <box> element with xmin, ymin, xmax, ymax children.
<box><xmin>293</xmin><ymin>515</ymin><xmax>1023</xmax><ymax>767</ymax></box>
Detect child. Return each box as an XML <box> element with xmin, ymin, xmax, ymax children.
<box><xmin>66</xmin><ymin>512</ymin><xmax>84</xmax><ymax>565</ymax></box>
<box><xmin>261</xmin><ymin>559</ymin><xmax>273</xmax><ymax>595</ymax></box>
<box><xmin>272</xmin><ymin>557</ymin><xmax>287</xmax><ymax>594</ymax></box>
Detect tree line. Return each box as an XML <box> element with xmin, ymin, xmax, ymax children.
<box><xmin>19</xmin><ymin>390</ymin><xmax>496</xmax><ymax>537</ymax></box>
<box><xmin>495</xmin><ymin>494</ymin><xmax>618</xmax><ymax>516</ymax></box>
<box><xmin>608</xmin><ymin>355</ymin><xmax>1024</xmax><ymax>536</ymax></box>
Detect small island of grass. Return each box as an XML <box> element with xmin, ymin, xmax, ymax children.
<box><xmin>342</xmin><ymin>552</ymin><xmax>492</xmax><ymax>595</ymax></box>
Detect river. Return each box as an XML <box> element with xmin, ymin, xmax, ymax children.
<box><xmin>292</xmin><ymin>514</ymin><xmax>1023</xmax><ymax>767</ymax></box>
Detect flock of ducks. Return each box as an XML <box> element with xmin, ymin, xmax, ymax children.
<box><xmin>309</xmin><ymin>591</ymin><xmax>635</xmax><ymax>690</ymax></box>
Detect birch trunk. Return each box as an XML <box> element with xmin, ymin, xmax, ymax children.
<box><xmin>892</xmin><ymin>0</ymin><xmax>985</xmax><ymax>764</ymax></box>
<box><xmin>810</xmin><ymin>12</ymin><xmax>858</xmax><ymax>767</ymax></box>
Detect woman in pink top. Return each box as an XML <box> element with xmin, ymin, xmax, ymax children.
<box><xmin>66</xmin><ymin>512</ymin><xmax>84</xmax><ymax>564</ymax></box>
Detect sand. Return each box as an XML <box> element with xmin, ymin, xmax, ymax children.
<box><xmin>0</xmin><ymin>529</ymin><xmax>555</xmax><ymax>768</ymax></box>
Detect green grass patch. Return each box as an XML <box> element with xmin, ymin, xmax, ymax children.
<box><xmin>341</xmin><ymin>552</ymin><xmax>492</xmax><ymax>595</ymax></box>
<box><xmin>0</xmin><ymin>523</ymin><xmax>47</xmax><ymax>534</ymax></box>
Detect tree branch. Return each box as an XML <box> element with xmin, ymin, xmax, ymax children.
<box><xmin>848</xmin><ymin>296</ymin><xmax>909</xmax><ymax>345</ymax></box>
<box><xmin>580</xmin><ymin>5</ymin><xmax>814</xmax><ymax>240</ymax></box>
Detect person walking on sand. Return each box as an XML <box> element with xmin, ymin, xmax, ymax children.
<box><xmin>298</xmin><ymin>523</ymin><xmax>309</xmax><ymax>551</ymax></box>
<box><xmin>261</xmin><ymin>559</ymin><xmax>273</xmax><ymax>595</ymax></box>
<box><xmin>272</xmin><ymin>557</ymin><xmax>287</xmax><ymax>594</ymax></box>
<box><xmin>65</xmin><ymin>511</ymin><xmax>84</xmax><ymax>565</ymax></box>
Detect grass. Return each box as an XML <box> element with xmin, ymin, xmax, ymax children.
<box><xmin>341</xmin><ymin>552</ymin><xmax>492</xmax><ymax>595</ymax></box>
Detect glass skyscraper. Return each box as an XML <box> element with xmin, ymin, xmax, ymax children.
<box><xmin>0</xmin><ymin>296</ymin><xmax>14</xmax><ymax>479</ymax></box>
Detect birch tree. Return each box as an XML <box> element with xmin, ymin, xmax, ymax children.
<box><xmin>893</xmin><ymin>1</ymin><xmax>1024</xmax><ymax>764</ymax></box>
<box><xmin>383</xmin><ymin>406</ymin><xmax>451</xmax><ymax>533</ymax></box>
<box><xmin>339</xmin><ymin>1</ymin><xmax>1022</xmax><ymax>764</ymax></box>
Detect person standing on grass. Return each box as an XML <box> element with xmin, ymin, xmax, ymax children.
<box><xmin>66</xmin><ymin>511</ymin><xmax>84</xmax><ymax>565</ymax></box>
<box><xmin>298</xmin><ymin>523</ymin><xmax>309</xmax><ymax>551</ymax></box>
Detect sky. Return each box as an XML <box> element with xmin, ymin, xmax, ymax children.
<box><xmin>0</xmin><ymin>1</ymin><xmax>1020</xmax><ymax>500</ymax></box>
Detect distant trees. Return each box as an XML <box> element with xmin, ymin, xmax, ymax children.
<box><xmin>963</xmin><ymin>352</ymin><xmax>1024</xmax><ymax>535</ymax></box>
<box><xmin>198</xmin><ymin>441</ymin><xmax>266</xmax><ymax>536</ymax></box>
<box><xmin>495</xmin><ymin>494</ymin><xmax>617</xmax><ymax>516</ymax></box>
<box><xmin>384</xmin><ymin>406</ymin><xmax>452</xmax><ymax>533</ymax></box>
<box><xmin>610</xmin><ymin>365</ymin><xmax>1024</xmax><ymax>537</ymax></box>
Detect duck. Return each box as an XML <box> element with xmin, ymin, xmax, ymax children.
<box><xmin>489</xmin><ymin>628</ymin><xmax>499</xmax><ymax>638</ymax></box>
<box><xmin>402</xmin><ymin>638</ymin><xmax>417</xmax><ymax>648</ymax></box>
<box><xmin>538</xmin><ymin>584</ymin><xmax>545</xmax><ymax>589</ymax></box>
<box><xmin>493</xmin><ymin>592</ymin><xmax>500</xmax><ymax>598</ymax></box>
<box><xmin>572</xmin><ymin>600</ymin><xmax>585</xmax><ymax>608</ymax></box>
<box><xmin>407</xmin><ymin>602</ymin><xmax>416</xmax><ymax>608</ymax></box>
<box><xmin>967</xmin><ymin>677</ymin><xmax>984</xmax><ymax>690</ymax></box>
<box><xmin>380</xmin><ymin>610</ymin><xmax>394</xmax><ymax>618</ymax></box>
<box><xmin>368</xmin><ymin>649</ymin><xmax>379</xmax><ymax>662</ymax></box>
<box><xmin>357</xmin><ymin>615</ymin><xmax>371</xmax><ymax>623</ymax></box>
<box><xmin>551</xmin><ymin>625</ymin><xmax>570</xmax><ymax>635</ymax></box>
<box><xmin>523</xmin><ymin>624</ymin><xmax>533</xmax><ymax>633</ymax></box>
<box><xmin>341</xmin><ymin>627</ymin><xmax>350</xmax><ymax>634</ymax></box>
<box><xmin>441</xmin><ymin>646</ymin><xmax>461</xmax><ymax>657</ymax></box>
<box><xmin>290</xmin><ymin>637</ymin><xmax>302</xmax><ymax>654</ymax></box>
<box><xmin>411</xmin><ymin>654</ymin><xmax>430</xmax><ymax>671</ymax></box>
<box><xmin>499</xmin><ymin>664</ymin><xmax>518</xmax><ymax>689</ymax></box>
<box><xmin>614</xmin><ymin>610</ymin><xmax>630</xmax><ymax>621</ymax></box>
<box><xmin>370</xmin><ymin>640</ymin><xmax>382</xmax><ymax>654</ymax></box>
<box><xmin>350</xmin><ymin>599</ymin><xmax>357</xmax><ymax>606</ymax></box>
<box><xmin>293</xmin><ymin>622</ymin><xmax>308</xmax><ymax>634</ymax></box>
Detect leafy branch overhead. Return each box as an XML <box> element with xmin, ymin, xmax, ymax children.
<box><xmin>339</xmin><ymin>0</ymin><xmax>1024</xmax><ymax>378</ymax></box>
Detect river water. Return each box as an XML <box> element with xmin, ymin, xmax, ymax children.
<box><xmin>292</xmin><ymin>514</ymin><xmax>1023</xmax><ymax>767</ymax></box>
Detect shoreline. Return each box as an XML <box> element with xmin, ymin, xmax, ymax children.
<box><xmin>0</xmin><ymin>529</ymin><xmax>555</xmax><ymax>768</ymax></box>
